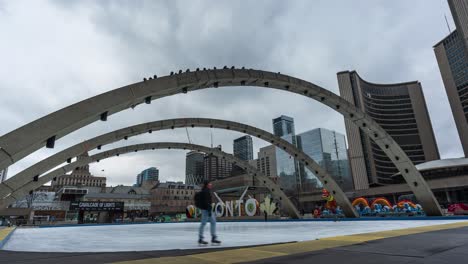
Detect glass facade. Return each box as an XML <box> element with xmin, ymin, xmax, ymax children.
<box><xmin>275</xmin><ymin>134</ymin><xmax>301</xmax><ymax>194</ymax></box>
<box><xmin>271</xmin><ymin>115</ymin><xmax>301</xmax><ymax>195</ymax></box>
<box><xmin>273</xmin><ymin>115</ymin><xmax>295</xmax><ymax>137</ymax></box>
<box><xmin>297</xmin><ymin>128</ymin><xmax>353</xmax><ymax>192</ymax></box>
<box><xmin>233</xmin><ymin>135</ymin><xmax>254</xmax><ymax>161</ymax></box>
<box><xmin>185</xmin><ymin>151</ymin><xmax>205</xmax><ymax>185</ymax></box>
<box><xmin>136</xmin><ymin>167</ymin><xmax>159</xmax><ymax>186</ymax></box>
<box><xmin>443</xmin><ymin>30</ymin><xmax>468</xmax><ymax>121</ymax></box>
<box><xmin>435</xmin><ymin>2</ymin><xmax>468</xmax><ymax>157</ymax></box>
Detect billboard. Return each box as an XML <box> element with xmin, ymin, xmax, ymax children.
<box><xmin>70</xmin><ymin>201</ymin><xmax>124</xmax><ymax>211</ymax></box>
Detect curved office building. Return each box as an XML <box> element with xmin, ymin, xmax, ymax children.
<box><xmin>338</xmin><ymin>71</ymin><xmax>440</xmax><ymax>189</ymax></box>
<box><xmin>434</xmin><ymin>0</ymin><xmax>468</xmax><ymax>157</ymax></box>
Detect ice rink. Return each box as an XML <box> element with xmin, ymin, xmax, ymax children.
<box><xmin>3</xmin><ymin>220</ymin><xmax>467</xmax><ymax>252</ymax></box>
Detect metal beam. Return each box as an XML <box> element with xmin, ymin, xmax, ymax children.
<box><xmin>1</xmin><ymin>142</ymin><xmax>301</xmax><ymax>219</ymax></box>
<box><xmin>0</xmin><ymin>68</ymin><xmax>442</xmax><ymax>215</ymax></box>
<box><xmin>0</xmin><ymin>118</ymin><xmax>358</xmax><ymax>217</ymax></box>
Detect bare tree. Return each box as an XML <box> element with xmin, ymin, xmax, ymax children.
<box><xmin>15</xmin><ymin>191</ymin><xmax>48</xmax><ymax>208</ymax></box>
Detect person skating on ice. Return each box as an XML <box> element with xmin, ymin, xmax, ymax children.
<box><xmin>195</xmin><ymin>180</ymin><xmax>221</xmax><ymax>245</ymax></box>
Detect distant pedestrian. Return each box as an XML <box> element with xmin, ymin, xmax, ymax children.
<box><xmin>264</xmin><ymin>210</ymin><xmax>268</xmax><ymax>222</ymax></box>
<box><xmin>195</xmin><ymin>180</ymin><xmax>221</xmax><ymax>246</ymax></box>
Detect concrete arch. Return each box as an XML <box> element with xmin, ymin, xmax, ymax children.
<box><xmin>0</xmin><ymin>68</ymin><xmax>442</xmax><ymax>216</ymax></box>
<box><xmin>1</xmin><ymin>142</ymin><xmax>301</xmax><ymax>219</ymax></box>
<box><xmin>0</xmin><ymin>118</ymin><xmax>358</xmax><ymax>217</ymax></box>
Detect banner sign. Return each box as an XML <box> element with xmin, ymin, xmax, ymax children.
<box><xmin>34</xmin><ymin>201</ymin><xmax>70</xmax><ymax>211</ymax></box>
<box><xmin>187</xmin><ymin>193</ymin><xmax>279</xmax><ymax>219</ymax></box>
<box><xmin>70</xmin><ymin>201</ymin><xmax>124</xmax><ymax>211</ymax></box>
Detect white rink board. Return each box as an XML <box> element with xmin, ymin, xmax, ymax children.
<box><xmin>4</xmin><ymin>220</ymin><xmax>467</xmax><ymax>252</ymax></box>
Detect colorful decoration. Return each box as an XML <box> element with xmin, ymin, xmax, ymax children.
<box><xmin>351</xmin><ymin>197</ymin><xmax>369</xmax><ymax>208</ymax></box>
<box><xmin>397</xmin><ymin>200</ymin><xmax>417</xmax><ymax>209</ymax></box>
<box><xmin>371</xmin><ymin>197</ymin><xmax>392</xmax><ymax>209</ymax></box>
<box><xmin>448</xmin><ymin>203</ymin><xmax>468</xmax><ymax>215</ymax></box>
<box><xmin>351</xmin><ymin>197</ymin><xmax>424</xmax><ymax>217</ymax></box>
<box><xmin>260</xmin><ymin>196</ymin><xmax>277</xmax><ymax>216</ymax></box>
<box><xmin>214</xmin><ymin>202</ymin><xmax>225</xmax><ymax>217</ymax></box>
<box><xmin>186</xmin><ymin>205</ymin><xmax>196</xmax><ymax>218</ymax></box>
<box><xmin>335</xmin><ymin>206</ymin><xmax>343</xmax><ymax>215</ymax></box>
<box><xmin>322</xmin><ymin>189</ymin><xmax>337</xmax><ymax>213</ymax></box>
<box><xmin>245</xmin><ymin>198</ymin><xmax>258</xmax><ymax>216</ymax></box>
<box><xmin>313</xmin><ymin>208</ymin><xmax>321</xmax><ymax>218</ymax></box>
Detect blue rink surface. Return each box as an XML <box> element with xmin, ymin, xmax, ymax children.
<box><xmin>3</xmin><ymin>219</ymin><xmax>468</xmax><ymax>252</ymax></box>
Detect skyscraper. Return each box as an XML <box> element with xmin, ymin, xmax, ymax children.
<box><xmin>204</xmin><ymin>145</ymin><xmax>233</xmax><ymax>181</ymax></box>
<box><xmin>256</xmin><ymin>145</ymin><xmax>277</xmax><ymax>179</ymax></box>
<box><xmin>136</xmin><ymin>167</ymin><xmax>159</xmax><ymax>186</ymax></box>
<box><xmin>273</xmin><ymin>115</ymin><xmax>295</xmax><ymax>137</ymax></box>
<box><xmin>272</xmin><ymin>115</ymin><xmax>301</xmax><ymax>194</ymax></box>
<box><xmin>0</xmin><ymin>167</ymin><xmax>8</xmax><ymax>183</ymax></box>
<box><xmin>297</xmin><ymin>128</ymin><xmax>353</xmax><ymax>192</ymax></box>
<box><xmin>337</xmin><ymin>71</ymin><xmax>440</xmax><ymax>189</ymax></box>
<box><xmin>434</xmin><ymin>0</ymin><xmax>468</xmax><ymax>157</ymax></box>
<box><xmin>233</xmin><ymin>135</ymin><xmax>254</xmax><ymax>161</ymax></box>
<box><xmin>185</xmin><ymin>151</ymin><xmax>205</xmax><ymax>185</ymax></box>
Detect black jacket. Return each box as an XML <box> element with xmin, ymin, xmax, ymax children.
<box><xmin>198</xmin><ymin>187</ymin><xmax>212</xmax><ymax>210</ymax></box>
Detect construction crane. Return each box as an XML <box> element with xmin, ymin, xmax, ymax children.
<box><xmin>185</xmin><ymin>127</ymin><xmax>192</xmax><ymax>144</ymax></box>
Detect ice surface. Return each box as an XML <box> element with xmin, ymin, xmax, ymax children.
<box><xmin>3</xmin><ymin>220</ymin><xmax>467</xmax><ymax>252</ymax></box>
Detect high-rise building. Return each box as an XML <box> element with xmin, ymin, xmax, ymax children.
<box><xmin>337</xmin><ymin>71</ymin><xmax>440</xmax><ymax>189</ymax></box>
<box><xmin>52</xmin><ymin>152</ymin><xmax>107</xmax><ymax>190</ymax></box>
<box><xmin>204</xmin><ymin>145</ymin><xmax>233</xmax><ymax>181</ymax></box>
<box><xmin>434</xmin><ymin>0</ymin><xmax>468</xmax><ymax>157</ymax></box>
<box><xmin>256</xmin><ymin>145</ymin><xmax>278</xmax><ymax>179</ymax></box>
<box><xmin>297</xmin><ymin>128</ymin><xmax>353</xmax><ymax>192</ymax></box>
<box><xmin>185</xmin><ymin>151</ymin><xmax>205</xmax><ymax>185</ymax></box>
<box><xmin>0</xmin><ymin>167</ymin><xmax>8</xmax><ymax>183</ymax></box>
<box><xmin>272</xmin><ymin>115</ymin><xmax>301</xmax><ymax>194</ymax></box>
<box><xmin>273</xmin><ymin>115</ymin><xmax>295</xmax><ymax>137</ymax></box>
<box><xmin>136</xmin><ymin>167</ymin><xmax>159</xmax><ymax>186</ymax></box>
<box><xmin>233</xmin><ymin>135</ymin><xmax>254</xmax><ymax>161</ymax></box>
<box><xmin>275</xmin><ymin>134</ymin><xmax>301</xmax><ymax>194</ymax></box>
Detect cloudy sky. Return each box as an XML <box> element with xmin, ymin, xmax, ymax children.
<box><xmin>0</xmin><ymin>0</ymin><xmax>461</xmax><ymax>186</ymax></box>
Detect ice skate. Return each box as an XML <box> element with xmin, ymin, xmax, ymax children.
<box><xmin>198</xmin><ymin>239</ymin><xmax>208</xmax><ymax>246</ymax></box>
<box><xmin>211</xmin><ymin>237</ymin><xmax>221</xmax><ymax>245</ymax></box>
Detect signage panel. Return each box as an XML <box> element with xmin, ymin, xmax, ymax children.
<box><xmin>70</xmin><ymin>201</ymin><xmax>124</xmax><ymax>211</ymax></box>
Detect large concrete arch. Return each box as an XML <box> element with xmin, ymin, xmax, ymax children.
<box><xmin>0</xmin><ymin>118</ymin><xmax>358</xmax><ymax>217</ymax></box>
<box><xmin>1</xmin><ymin>142</ymin><xmax>301</xmax><ymax>219</ymax></box>
<box><xmin>0</xmin><ymin>68</ymin><xmax>442</xmax><ymax>216</ymax></box>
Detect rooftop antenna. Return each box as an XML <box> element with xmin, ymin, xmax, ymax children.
<box><xmin>445</xmin><ymin>14</ymin><xmax>452</xmax><ymax>33</ymax></box>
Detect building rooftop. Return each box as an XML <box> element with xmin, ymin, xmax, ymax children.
<box><xmin>413</xmin><ymin>158</ymin><xmax>468</xmax><ymax>171</ymax></box>
<box><xmin>234</xmin><ymin>135</ymin><xmax>252</xmax><ymax>142</ymax></box>
<box><xmin>106</xmin><ymin>185</ymin><xmax>151</xmax><ymax>195</ymax></box>
<box><xmin>152</xmin><ymin>181</ymin><xmax>201</xmax><ymax>190</ymax></box>
<box><xmin>393</xmin><ymin>158</ymin><xmax>468</xmax><ymax>177</ymax></box>
<box><xmin>84</xmin><ymin>192</ymin><xmax>150</xmax><ymax>200</ymax></box>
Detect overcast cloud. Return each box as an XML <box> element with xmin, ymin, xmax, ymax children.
<box><xmin>0</xmin><ymin>0</ymin><xmax>462</xmax><ymax>186</ymax></box>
